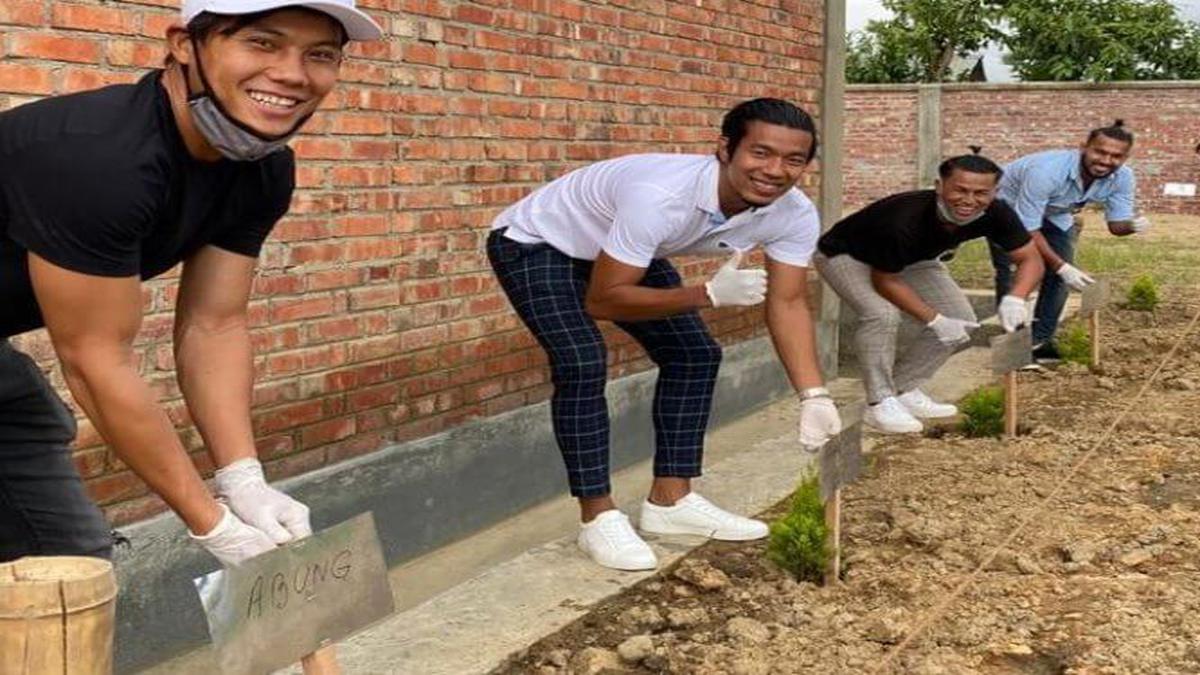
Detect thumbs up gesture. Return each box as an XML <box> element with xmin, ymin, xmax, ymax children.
<box><xmin>704</xmin><ymin>248</ymin><xmax>767</xmax><ymax>307</ymax></box>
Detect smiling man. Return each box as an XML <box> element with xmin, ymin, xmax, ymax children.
<box><xmin>487</xmin><ymin>99</ymin><xmax>841</xmax><ymax>571</ymax></box>
<box><xmin>990</xmin><ymin>120</ymin><xmax>1147</xmax><ymax>362</ymax></box>
<box><xmin>0</xmin><ymin>0</ymin><xmax>380</xmax><ymax>567</ymax></box>
<box><xmin>815</xmin><ymin>151</ymin><xmax>1044</xmax><ymax>433</ymax></box>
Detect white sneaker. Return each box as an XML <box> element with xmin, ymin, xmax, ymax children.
<box><xmin>639</xmin><ymin>492</ymin><xmax>768</xmax><ymax>541</ymax></box>
<box><xmin>865</xmin><ymin>396</ymin><xmax>924</xmax><ymax>433</ymax></box>
<box><xmin>897</xmin><ymin>389</ymin><xmax>958</xmax><ymax>418</ymax></box>
<box><xmin>577</xmin><ymin>510</ymin><xmax>658</xmax><ymax>571</ymax></box>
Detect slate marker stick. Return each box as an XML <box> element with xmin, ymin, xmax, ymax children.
<box><xmin>990</xmin><ymin>327</ymin><xmax>1032</xmax><ymax>441</ymax></box>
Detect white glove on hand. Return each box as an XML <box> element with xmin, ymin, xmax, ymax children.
<box><xmin>926</xmin><ymin>314</ymin><xmax>980</xmax><ymax>346</ymax></box>
<box><xmin>1130</xmin><ymin>216</ymin><xmax>1150</xmax><ymax>234</ymax></box>
<box><xmin>704</xmin><ymin>248</ymin><xmax>767</xmax><ymax>308</ymax></box>
<box><xmin>1056</xmin><ymin>263</ymin><xmax>1095</xmax><ymax>292</ymax></box>
<box><xmin>190</xmin><ymin>503</ymin><xmax>276</xmax><ymax>567</ymax></box>
<box><xmin>799</xmin><ymin>395</ymin><xmax>842</xmax><ymax>452</ymax></box>
<box><xmin>214</xmin><ymin>458</ymin><xmax>312</xmax><ymax>544</ymax></box>
<box><xmin>997</xmin><ymin>295</ymin><xmax>1028</xmax><ymax>333</ymax></box>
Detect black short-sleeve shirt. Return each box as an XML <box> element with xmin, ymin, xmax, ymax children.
<box><xmin>818</xmin><ymin>190</ymin><xmax>1030</xmax><ymax>273</ymax></box>
<box><xmin>0</xmin><ymin>70</ymin><xmax>294</xmax><ymax>338</ymax></box>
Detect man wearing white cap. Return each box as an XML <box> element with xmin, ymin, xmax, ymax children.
<box><xmin>0</xmin><ymin>0</ymin><xmax>380</xmax><ymax>566</ymax></box>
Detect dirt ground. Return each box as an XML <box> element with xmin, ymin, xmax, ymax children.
<box><xmin>492</xmin><ymin>222</ymin><xmax>1200</xmax><ymax>674</ymax></box>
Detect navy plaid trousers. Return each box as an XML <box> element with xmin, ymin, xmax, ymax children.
<box><xmin>487</xmin><ymin>229</ymin><xmax>722</xmax><ymax>497</ymax></box>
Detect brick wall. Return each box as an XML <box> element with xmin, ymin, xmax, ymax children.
<box><xmin>844</xmin><ymin>82</ymin><xmax>1200</xmax><ymax>216</ymax></box>
<box><xmin>841</xmin><ymin>87</ymin><xmax>918</xmax><ymax>214</ymax></box>
<box><xmin>1</xmin><ymin>0</ymin><xmax>827</xmax><ymax>524</ymax></box>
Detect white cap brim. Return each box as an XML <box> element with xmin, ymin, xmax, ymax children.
<box><xmin>183</xmin><ymin>0</ymin><xmax>383</xmax><ymax>41</ymax></box>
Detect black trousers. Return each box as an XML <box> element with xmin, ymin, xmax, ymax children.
<box><xmin>0</xmin><ymin>340</ymin><xmax>112</xmax><ymax>562</ymax></box>
<box><xmin>487</xmin><ymin>229</ymin><xmax>722</xmax><ymax>498</ymax></box>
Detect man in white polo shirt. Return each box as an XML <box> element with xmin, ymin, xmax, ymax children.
<box><xmin>487</xmin><ymin>98</ymin><xmax>840</xmax><ymax>571</ymax></box>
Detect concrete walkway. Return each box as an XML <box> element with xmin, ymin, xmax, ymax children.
<box><xmin>144</xmin><ymin>345</ymin><xmax>995</xmax><ymax>675</ymax></box>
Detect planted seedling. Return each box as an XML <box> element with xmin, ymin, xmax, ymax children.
<box><xmin>767</xmin><ymin>471</ymin><xmax>829</xmax><ymax>584</ymax></box>
<box><xmin>959</xmin><ymin>385</ymin><xmax>1005</xmax><ymax>438</ymax></box>
<box><xmin>1126</xmin><ymin>275</ymin><xmax>1160</xmax><ymax>312</ymax></box>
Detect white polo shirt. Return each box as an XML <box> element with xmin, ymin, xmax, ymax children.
<box><xmin>491</xmin><ymin>153</ymin><xmax>820</xmax><ymax>268</ymax></box>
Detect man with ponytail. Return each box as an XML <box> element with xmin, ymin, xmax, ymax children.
<box><xmin>816</xmin><ymin>148</ymin><xmax>1043</xmax><ymax>434</ymax></box>
<box><xmin>991</xmin><ymin>119</ymin><xmax>1145</xmax><ymax>362</ymax></box>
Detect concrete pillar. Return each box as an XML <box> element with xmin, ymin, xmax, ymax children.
<box><xmin>917</xmin><ymin>83</ymin><xmax>941</xmax><ymax>188</ymax></box>
<box><xmin>817</xmin><ymin>0</ymin><xmax>847</xmax><ymax>379</ymax></box>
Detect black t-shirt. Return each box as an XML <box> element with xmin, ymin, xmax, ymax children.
<box><xmin>818</xmin><ymin>190</ymin><xmax>1030</xmax><ymax>273</ymax></box>
<box><xmin>0</xmin><ymin>70</ymin><xmax>294</xmax><ymax>338</ymax></box>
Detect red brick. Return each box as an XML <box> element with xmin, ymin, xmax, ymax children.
<box><xmin>0</xmin><ymin>63</ymin><xmax>53</xmax><ymax>94</ymax></box>
<box><xmin>264</xmin><ymin>448</ymin><xmax>328</xmax><ymax>482</ymax></box>
<box><xmin>300</xmin><ymin>416</ymin><xmax>356</xmax><ymax>447</ymax></box>
<box><xmin>306</xmin><ymin>268</ymin><xmax>365</xmax><ymax>291</ymax></box>
<box><xmin>105</xmin><ymin>39</ymin><xmax>164</xmax><ymax>67</ymax></box>
<box><xmin>11</xmin><ymin>33</ymin><xmax>101</xmax><ymax>63</ymax></box>
<box><xmin>51</xmin><ymin>3</ymin><xmax>140</xmax><ymax>34</ymax></box>
<box><xmin>330</xmin><ymin>113</ymin><xmax>390</xmax><ymax>135</ymax></box>
<box><xmin>347</xmin><ymin>383</ymin><xmax>399</xmax><ymax>411</ymax></box>
<box><xmin>257</xmin><ymin>399</ymin><xmax>326</xmax><ymax>434</ymax></box>
<box><xmin>140</xmin><ymin>12</ymin><xmax>174</xmax><ymax>39</ymax></box>
<box><xmin>268</xmin><ymin>295</ymin><xmax>335</xmax><ymax>323</ymax></box>
<box><xmin>0</xmin><ymin>1</ymin><xmax>45</xmax><ymax>26</ymax></box>
<box><xmin>307</xmin><ymin>316</ymin><xmax>362</xmax><ymax>342</ymax></box>
<box><xmin>61</xmin><ymin>67</ymin><xmax>139</xmax><ymax>92</ymax></box>
<box><xmin>346</xmin><ymin>284</ymin><xmax>399</xmax><ymax>310</ymax></box>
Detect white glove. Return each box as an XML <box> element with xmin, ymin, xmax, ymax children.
<box><xmin>997</xmin><ymin>295</ymin><xmax>1028</xmax><ymax>333</ymax></box>
<box><xmin>1130</xmin><ymin>216</ymin><xmax>1150</xmax><ymax>234</ymax></box>
<box><xmin>214</xmin><ymin>458</ymin><xmax>312</xmax><ymax>544</ymax></box>
<box><xmin>926</xmin><ymin>314</ymin><xmax>980</xmax><ymax>346</ymax></box>
<box><xmin>189</xmin><ymin>503</ymin><xmax>276</xmax><ymax>567</ymax></box>
<box><xmin>799</xmin><ymin>394</ymin><xmax>842</xmax><ymax>452</ymax></box>
<box><xmin>704</xmin><ymin>248</ymin><xmax>767</xmax><ymax>307</ymax></box>
<box><xmin>1056</xmin><ymin>262</ymin><xmax>1095</xmax><ymax>292</ymax></box>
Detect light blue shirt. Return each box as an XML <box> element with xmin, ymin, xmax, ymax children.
<box><xmin>997</xmin><ymin>149</ymin><xmax>1136</xmax><ymax>232</ymax></box>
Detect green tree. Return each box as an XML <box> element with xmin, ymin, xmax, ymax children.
<box><xmin>1000</xmin><ymin>0</ymin><xmax>1200</xmax><ymax>81</ymax></box>
<box><xmin>846</xmin><ymin>0</ymin><xmax>1200</xmax><ymax>83</ymax></box>
<box><xmin>846</xmin><ymin>0</ymin><xmax>1002</xmax><ymax>83</ymax></box>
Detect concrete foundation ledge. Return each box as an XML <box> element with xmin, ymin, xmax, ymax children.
<box><xmin>112</xmin><ymin>335</ymin><xmax>797</xmax><ymax>673</ymax></box>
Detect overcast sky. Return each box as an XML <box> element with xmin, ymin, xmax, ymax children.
<box><xmin>846</xmin><ymin>0</ymin><xmax>1200</xmax><ymax>81</ymax></box>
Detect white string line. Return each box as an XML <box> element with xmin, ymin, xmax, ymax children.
<box><xmin>869</xmin><ymin>303</ymin><xmax>1200</xmax><ymax>674</ymax></box>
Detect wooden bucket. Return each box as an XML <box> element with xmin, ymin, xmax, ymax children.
<box><xmin>0</xmin><ymin>556</ymin><xmax>118</xmax><ymax>675</ymax></box>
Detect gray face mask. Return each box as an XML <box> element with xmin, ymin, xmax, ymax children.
<box><xmin>936</xmin><ymin>196</ymin><xmax>986</xmax><ymax>226</ymax></box>
<box><xmin>183</xmin><ymin>43</ymin><xmax>309</xmax><ymax>162</ymax></box>
<box><xmin>187</xmin><ymin>94</ymin><xmax>294</xmax><ymax>161</ymax></box>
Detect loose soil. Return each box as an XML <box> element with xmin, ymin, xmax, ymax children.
<box><xmin>493</xmin><ymin>290</ymin><xmax>1200</xmax><ymax>674</ymax></box>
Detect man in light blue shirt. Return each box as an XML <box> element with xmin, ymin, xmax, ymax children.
<box><xmin>991</xmin><ymin>120</ymin><xmax>1148</xmax><ymax>360</ymax></box>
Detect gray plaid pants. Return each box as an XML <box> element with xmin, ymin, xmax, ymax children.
<box><xmin>814</xmin><ymin>253</ymin><xmax>976</xmax><ymax>403</ymax></box>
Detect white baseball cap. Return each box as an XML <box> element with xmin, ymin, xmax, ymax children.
<box><xmin>182</xmin><ymin>0</ymin><xmax>383</xmax><ymax>41</ymax></box>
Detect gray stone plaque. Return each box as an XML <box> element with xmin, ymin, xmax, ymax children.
<box><xmin>819</xmin><ymin>416</ymin><xmax>865</xmax><ymax>502</ymax></box>
<box><xmin>193</xmin><ymin>513</ymin><xmax>394</xmax><ymax>675</ymax></box>
<box><xmin>1079</xmin><ymin>278</ymin><xmax>1111</xmax><ymax>317</ymax></box>
<box><xmin>990</xmin><ymin>327</ymin><xmax>1033</xmax><ymax>375</ymax></box>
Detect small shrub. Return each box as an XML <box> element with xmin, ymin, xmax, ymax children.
<box><xmin>959</xmin><ymin>385</ymin><xmax>1005</xmax><ymax>438</ymax></box>
<box><xmin>1125</xmin><ymin>274</ymin><xmax>1160</xmax><ymax>312</ymax></box>
<box><xmin>767</xmin><ymin>471</ymin><xmax>828</xmax><ymax>583</ymax></box>
<box><xmin>1056</xmin><ymin>321</ymin><xmax>1092</xmax><ymax>365</ymax></box>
